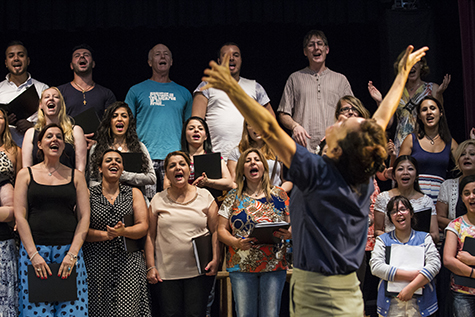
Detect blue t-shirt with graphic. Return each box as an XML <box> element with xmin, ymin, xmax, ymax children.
<box><xmin>125</xmin><ymin>80</ymin><xmax>192</xmax><ymax>160</ymax></box>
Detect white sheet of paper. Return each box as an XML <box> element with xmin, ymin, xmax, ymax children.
<box><xmin>387</xmin><ymin>244</ymin><xmax>424</xmax><ymax>295</ymax></box>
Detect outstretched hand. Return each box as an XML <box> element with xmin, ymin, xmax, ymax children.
<box><xmin>368</xmin><ymin>81</ymin><xmax>382</xmax><ymax>104</ymax></box>
<box><xmin>437</xmin><ymin>74</ymin><xmax>451</xmax><ymax>95</ymax></box>
<box><xmin>398</xmin><ymin>45</ymin><xmax>429</xmax><ymax>76</ymax></box>
<box><xmin>201</xmin><ymin>52</ymin><xmax>235</xmax><ymax>92</ymax></box>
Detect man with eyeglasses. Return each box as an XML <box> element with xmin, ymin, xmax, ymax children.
<box><xmin>277</xmin><ymin>30</ymin><xmax>353</xmax><ymax>152</ymax></box>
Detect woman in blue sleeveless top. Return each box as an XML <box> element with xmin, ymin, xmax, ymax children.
<box><xmin>399</xmin><ymin>96</ymin><xmax>458</xmax><ymax>204</ymax></box>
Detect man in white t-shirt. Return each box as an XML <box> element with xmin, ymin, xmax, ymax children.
<box><xmin>192</xmin><ymin>42</ymin><xmax>274</xmax><ymax>161</ymax></box>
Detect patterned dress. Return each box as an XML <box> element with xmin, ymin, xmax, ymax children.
<box><xmin>0</xmin><ymin>151</ymin><xmax>17</xmax><ymax>316</ymax></box>
<box><xmin>218</xmin><ymin>187</ymin><xmax>289</xmax><ymax>273</ymax></box>
<box><xmin>83</xmin><ymin>185</ymin><xmax>151</xmax><ymax>317</ymax></box>
<box><xmin>394</xmin><ymin>83</ymin><xmax>434</xmax><ymax>155</ymax></box>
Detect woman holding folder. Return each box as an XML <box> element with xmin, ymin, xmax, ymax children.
<box><xmin>84</xmin><ymin>149</ymin><xmax>151</xmax><ymax>316</ymax></box>
<box><xmin>201</xmin><ymin>45</ymin><xmax>427</xmax><ymax>315</ymax></box>
<box><xmin>163</xmin><ymin>115</ymin><xmax>233</xmax><ymax>191</ymax></box>
<box><xmin>218</xmin><ymin>148</ymin><xmax>291</xmax><ymax>317</ymax></box>
<box><xmin>444</xmin><ymin>175</ymin><xmax>475</xmax><ymax>316</ymax></box>
<box><xmin>145</xmin><ymin>151</ymin><xmax>219</xmax><ymax>316</ymax></box>
<box><xmin>370</xmin><ymin>195</ymin><xmax>440</xmax><ymax>316</ymax></box>
<box><xmin>89</xmin><ymin>101</ymin><xmax>156</xmax><ymax>200</ymax></box>
<box><xmin>14</xmin><ymin>123</ymin><xmax>90</xmax><ymax>316</ymax></box>
<box><xmin>22</xmin><ymin>87</ymin><xmax>87</xmax><ymax>172</ymax></box>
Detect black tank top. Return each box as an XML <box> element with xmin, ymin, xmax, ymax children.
<box><xmin>27</xmin><ymin>167</ymin><xmax>77</xmax><ymax>245</ymax></box>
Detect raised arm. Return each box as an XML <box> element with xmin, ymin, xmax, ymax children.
<box><xmin>373</xmin><ymin>46</ymin><xmax>429</xmax><ymax>130</ymax></box>
<box><xmin>202</xmin><ymin>55</ymin><xmax>296</xmax><ymax>168</ymax></box>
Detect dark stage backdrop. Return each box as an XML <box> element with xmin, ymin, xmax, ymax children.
<box><xmin>0</xmin><ymin>0</ymin><xmax>466</xmax><ymax>142</ymax></box>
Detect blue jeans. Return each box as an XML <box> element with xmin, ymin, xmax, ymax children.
<box><xmin>452</xmin><ymin>290</ymin><xmax>475</xmax><ymax>317</ymax></box>
<box><xmin>229</xmin><ymin>270</ymin><xmax>287</xmax><ymax>317</ymax></box>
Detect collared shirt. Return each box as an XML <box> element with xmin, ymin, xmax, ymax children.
<box><xmin>286</xmin><ymin>144</ymin><xmax>372</xmax><ymax>275</ymax></box>
<box><xmin>277</xmin><ymin>67</ymin><xmax>353</xmax><ymax>152</ymax></box>
<box><xmin>0</xmin><ymin>73</ymin><xmax>48</xmax><ymax>146</ymax></box>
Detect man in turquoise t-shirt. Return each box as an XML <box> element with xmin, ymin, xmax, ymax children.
<box><xmin>125</xmin><ymin>43</ymin><xmax>192</xmax><ymax>195</ymax></box>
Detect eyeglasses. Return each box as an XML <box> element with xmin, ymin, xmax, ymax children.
<box><xmin>389</xmin><ymin>207</ymin><xmax>409</xmax><ymax>216</ymax></box>
<box><xmin>339</xmin><ymin>106</ymin><xmax>359</xmax><ymax>115</ymax></box>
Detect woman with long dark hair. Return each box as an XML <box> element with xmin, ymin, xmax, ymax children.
<box><xmin>175</xmin><ymin>116</ymin><xmax>232</xmax><ymax>190</ymax></box>
<box><xmin>399</xmin><ymin>95</ymin><xmax>458</xmax><ymax>204</ymax></box>
<box><xmin>89</xmin><ymin>101</ymin><xmax>156</xmax><ymax>200</ymax></box>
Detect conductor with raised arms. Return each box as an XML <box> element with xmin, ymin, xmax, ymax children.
<box><xmin>201</xmin><ymin>45</ymin><xmax>428</xmax><ymax>316</ymax></box>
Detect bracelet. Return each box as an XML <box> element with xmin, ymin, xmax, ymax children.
<box><xmin>146</xmin><ymin>266</ymin><xmax>156</xmax><ymax>272</ymax></box>
<box><xmin>67</xmin><ymin>251</ymin><xmax>78</xmax><ymax>261</ymax></box>
<box><xmin>29</xmin><ymin>251</ymin><xmax>39</xmax><ymax>262</ymax></box>
<box><xmin>471</xmin><ymin>268</ymin><xmax>474</xmax><ymax>278</ymax></box>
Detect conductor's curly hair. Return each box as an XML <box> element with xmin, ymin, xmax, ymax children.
<box><xmin>335</xmin><ymin>119</ymin><xmax>387</xmax><ymax>187</ymax></box>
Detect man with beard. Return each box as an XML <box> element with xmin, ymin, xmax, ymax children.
<box><xmin>59</xmin><ymin>44</ymin><xmax>116</xmax><ymax>149</ymax></box>
<box><xmin>192</xmin><ymin>42</ymin><xmax>274</xmax><ymax>161</ymax></box>
<box><xmin>0</xmin><ymin>41</ymin><xmax>48</xmax><ymax>146</ymax></box>
<box><xmin>59</xmin><ymin>44</ymin><xmax>116</xmax><ymax>120</ymax></box>
<box><xmin>277</xmin><ymin>30</ymin><xmax>353</xmax><ymax>152</ymax></box>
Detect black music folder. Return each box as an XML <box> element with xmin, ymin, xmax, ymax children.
<box><xmin>73</xmin><ymin>107</ymin><xmax>101</xmax><ymax>135</ymax></box>
<box><xmin>413</xmin><ymin>208</ymin><xmax>432</xmax><ymax>233</ymax></box>
<box><xmin>193</xmin><ymin>152</ymin><xmax>222</xmax><ymax>179</ymax></box>
<box><xmin>28</xmin><ymin>263</ymin><xmax>77</xmax><ymax>303</ymax></box>
<box><xmin>249</xmin><ymin>222</ymin><xmax>290</xmax><ymax>244</ymax></box>
<box><xmin>192</xmin><ymin>233</ymin><xmax>213</xmax><ymax>275</ymax></box>
<box><xmin>0</xmin><ymin>85</ymin><xmax>39</xmax><ymax>121</ymax></box>
<box><xmin>121</xmin><ymin>153</ymin><xmax>142</xmax><ymax>173</ymax></box>
<box><xmin>123</xmin><ymin>213</ymin><xmax>146</xmax><ymax>252</ymax></box>
<box><xmin>454</xmin><ymin>237</ymin><xmax>475</xmax><ymax>288</ymax></box>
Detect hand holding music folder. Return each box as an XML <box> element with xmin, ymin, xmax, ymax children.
<box><xmin>0</xmin><ymin>85</ymin><xmax>39</xmax><ymax>122</ymax></box>
<box><xmin>249</xmin><ymin>222</ymin><xmax>290</xmax><ymax>244</ymax></box>
<box><xmin>28</xmin><ymin>263</ymin><xmax>77</xmax><ymax>303</ymax></box>
<box><xmin>454</xmin><ymin>237</ymin><xmax>475</xmax><ymax>288</ymax></box>
<box><xmin>192</xmin><ymin>234</ymin><xmax>213</xmax><ymax>275</ymax></box>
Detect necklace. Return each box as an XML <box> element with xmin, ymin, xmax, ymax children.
<box><xmin>72</xmin><ymin>81</ymin><xmax>95</xmax><ymax>106</ymax></box>
<box><xmin>113</xmin><ymin>141</ymin><xmax>126</xmax><ymax>152</ymax></box>
<box><xmin>425</xmin><ymin>134</ymin><xmax>440</xmax><ymax>145</ymax></box>
<box><xmin>45</xmin><ymin>164</ymin><xmax>60</xmax><ymax>176</ymax></box>
<box><xmin>245</xmin><ymin>188</ymin><xmax>262</xmax><ymax>197</ymax></box>
<box><xmin>103</xmin><ymin>188</ymin><xmax>119</xmax><ymax>203</ymax></box>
